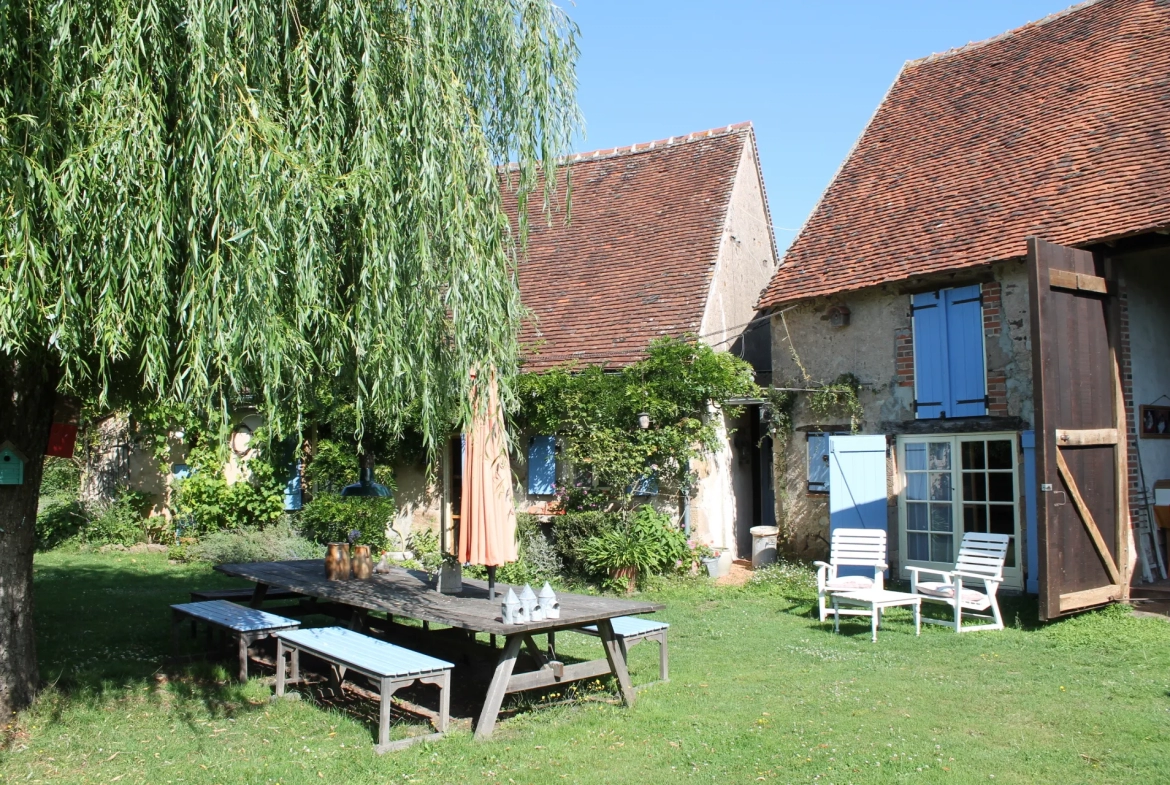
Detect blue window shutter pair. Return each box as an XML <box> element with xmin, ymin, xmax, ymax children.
<box><xmin>527</xmin><ymin>436</ymin><xmax>557</xmax><ymax>495</ymax></box>
<box><xmin>807</xmin><ymin>433</ymin><xmax>831</xmax><ymax>492</ymax></box>
<box><xmin>911</xmin><ymin>285</ymin><xmax>986</xmax><ymax>419</ymax></box>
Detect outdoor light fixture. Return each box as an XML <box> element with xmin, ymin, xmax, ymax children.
<box><xmin>637</xmin><ymin>412</ymin><xmax>651</xmax><ymax>430</ymax></box>
<box><xmin>341</xmin><ymin>454</ymin><xmax>393</xmax><ymax>498</ymax></box>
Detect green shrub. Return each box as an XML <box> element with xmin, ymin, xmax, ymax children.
<box><xmin>551</xmin><ymin>510</ymin><xmax>622</xmax><ymax>575</ymax></box>
<box><xmin>189</xmin><ymin>519</ymin><xmax>322</xmax><ymax>564</ymax></box>
<box><xmin>84</xmin><ymin>489</ymin><xmax>153</xmax><ymax>546</ymax></box>
<box><xmin>36</xmin><ymin>457</ymin><xmax>86</xmax><ymax>550</ymax></box>
<box><xmin>303</xmin><ymin>439</ymin><xmax>396</xmax><ymax>497</ymax></box>
<box><xmin>35</xmin><ymin>500</ymin><xmax>89</xmax><ymax>550</ymax></box>
<box><xmin>464</xmin><ymin>515</ymin><xmax>563</xmax><ymax>586</ymax></box>
<box><xmin>173</xmin><ymin>461</ymin><xmax>284</xmax><ymax>534</ymax></box>
<box><xmin>409</xmin><ymin>527</ymin><xmax>442</xmax><ymax>571</ymax></box>
<box><xmin>297</xmin><ymin>493</ymin><xmax>394</xmax><ymax>551</ymax></box>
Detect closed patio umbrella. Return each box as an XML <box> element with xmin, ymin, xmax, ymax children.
<box><xmin>458</xmin><ymin>372</ymin><xmax>518</xmax><ymax>600</ymax></box>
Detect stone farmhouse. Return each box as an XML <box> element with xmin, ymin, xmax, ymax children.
<box><xmin>755</xmin><ymin>0</ymin><xmax>1170</xmax><ymax>618</ymax></box>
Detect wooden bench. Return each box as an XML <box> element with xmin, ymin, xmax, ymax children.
<box><xmin>274</xmin><ymin>627</ymin><xmax>454</xmax><ymax>753</ymax></box>
<box><xmin>189</xmin><ymin>587</ymin><xmax>302</xmax><ymax>604</ymax></box>
<box><xmin>580</xmin><ymin>616</ymin><xmax>669</xmax><ymax>682</ymax></box>
<box><xmin>170</xmin><ymin>600</ymin><xmax>300</xmax><ymax>682</ymax></box>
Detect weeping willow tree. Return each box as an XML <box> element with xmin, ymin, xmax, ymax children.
<box><xmin>0</xmin><ymin>0</ymin><xmax>578</xmax><ymax>715</ymax></box>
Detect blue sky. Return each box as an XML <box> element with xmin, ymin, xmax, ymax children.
<box><xmin>565</xmin><ymin>0</ymin><xmax>1075</xmax><ymax>253</ymax></box>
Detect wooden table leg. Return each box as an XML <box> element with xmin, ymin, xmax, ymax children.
<box><xmin>597</xmin><ymin>619</ymin><xmax>635</xmax><ymax>707</ymax></box>
<box><xmin>249</xmin><ymin>583</ymin><xmax>269</xmax><ymax>608</ymax></box>
<box><xmin>237</xmin><ymin>633</ymin><xmax>250</xmax><ymax>682</ymax></box>
<box><xmin>474</xmin><ymin>635</ymin><xmax>523</xmax><ymax>741</ymax></box>
<box><xmin>275</xmin><ymin>638</ymin><xmax>286</xmax><ymax>697</ymax></box>
<box><xmin>523</xmin><ymin>635</ymin><xmax>549</xmax><ymax>668</ymax></box>
<box><xmin>547</xmin><ymin>631</ymin><xmax>556</xmax><ymax>660</ymax></box>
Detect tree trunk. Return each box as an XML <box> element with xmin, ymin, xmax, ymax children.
<box><xmin>0</xmin><ymin>352</ymin><xmax>59</xmax><ymax>719</ymax></box>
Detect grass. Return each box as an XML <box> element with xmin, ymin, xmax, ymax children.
<box><xmin>1</xmin><ymin>551</ymin><xmax>1168</xmax><ymax>784</ymax></box>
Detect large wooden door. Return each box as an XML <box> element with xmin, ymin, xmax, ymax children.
<box><xmin>1028</xmin><ymin>238</ymin><xmax>1130</xmax><ymax>620</ymax></box>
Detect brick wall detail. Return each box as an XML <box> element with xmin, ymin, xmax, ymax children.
<box><xmin>895</xmin><ymin>327</ymin><xmax>914</xmax><ymax>388</ymax></box>
<box><xmin>1117</xmin><ymin>281</ymin><xmax>1145</xmax><ymax>533</ymax></box>
<box><xmin>981</xmin><ymin>280</ymin><xmax>1009</xmax><ymax>416</ymax></box>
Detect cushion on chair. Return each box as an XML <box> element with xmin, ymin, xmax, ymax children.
<box><xmin>915</xmin><ymin>582</ymin><xmax>990</xmax><ymax>609</ymax></box>
<box><xmin>824</xmin><ymin>575</ymin><xmax>874</xmax><ymax>591</ymax></box>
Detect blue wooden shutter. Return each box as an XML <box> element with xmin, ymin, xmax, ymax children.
<box><xmin>527</xmin><ymin>436</ymin><xmax>557</xmax><ymax>495</ymax></box>
<box><xmin>829</xmin><ymin>435</ymin><xmax>889</xmax><ymax>578</ymax></box>
<box><xmin>807</xmin><ymin>432</ymin><xmax>830</xmax><ymax>493</ymax></box>
<box><xmin>944</xmin><ymin>285</ymin><xmax>987</xmax><ymax>416</ymax></box>
<box><xmin>911</xmin><ymin>292</ymin><xmax>948</xmax><ymax>419</ymax></box>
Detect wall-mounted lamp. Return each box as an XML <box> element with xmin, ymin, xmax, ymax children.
<box><xmin>637</xmin><ymin>412</ymin><xmax>651</xmax><ymax>430</ymax></box>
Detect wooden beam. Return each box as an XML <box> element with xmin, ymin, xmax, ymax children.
<box><xmin>1104</xmin><ymin>256</ymin><xmax>1131</xmax><ymax>598</ymax></box>
<box><xmin>1055</xmin><ymin>449</ymin><xmax>1121</xmax><ymax>585</ymax></box>
<box><xmin>1049</xmin><ymin>268</ymin><xmax>1108</xmax><ymax>294</ymax></box>
<box><xmin>506</xmin><ymin>658</ymin><xmax>612</xmax><ymax>693</ymax></box>
<box><xmin>1055</xmin><ymin>428</ymin><xmax>1118</xmax><ymax>446</ymax></box>
<box><xmin>1058</xmin><ymin>584</ymin><xmax>1120</xmax><ymax>612</ymax></box>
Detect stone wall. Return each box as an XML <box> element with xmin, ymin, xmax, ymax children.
<box><xmin>768</xmin><ymin>262</ymin><xmax>1035</xmax><ymax>560</ymax></box>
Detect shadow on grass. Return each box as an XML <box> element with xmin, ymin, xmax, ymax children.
<box><xmin>31</xmin><ymin>552</ymin><xmax>623</xmax><ymax>744</ymax></box>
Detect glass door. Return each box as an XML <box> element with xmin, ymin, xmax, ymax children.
<box><xmin>898</xmin><ymin>433</ymin><xmax>1022</xmax><ymax>588</ymax></box>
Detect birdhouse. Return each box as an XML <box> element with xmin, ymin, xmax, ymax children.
<box><xmin>827</xmin><ymin>303</ymin><xmax>851</xmax><ymax>328</ymax></box>
<box><xmin>501</xmin><ymin>588</ymin><xmax>521</xmax><ymax>624</ymax></box>
<box><xmin>0</xmin><ymin>441</ymin><xmax>28</xmax><ymax>486</ymax></box>
<box><xmin>518</xmin><ymin>584</ymin><xmax>537</xmax><ymax>623</ymax></box>
<box><xmin>538</xmin><ymin>582</ymin><xmax>560</xmax><ymax>619</ymax></box>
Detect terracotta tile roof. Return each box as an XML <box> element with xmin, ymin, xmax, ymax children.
<box><xmin>758</xmin><ymin>0</ymin><xmax>1170</xmax><ymax>309</ymax></box>
<box><xmin>502</xmin><ymin>123</ymin><xmax>755</xmax><ymax>371</ymax></box>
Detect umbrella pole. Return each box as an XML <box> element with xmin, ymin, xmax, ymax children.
<box><xmin>487</xmin><ymin>565</ymin><xmax>497</xmax><ymax>601</ymax></box>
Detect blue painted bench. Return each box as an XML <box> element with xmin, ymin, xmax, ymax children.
<box><xmin>274</xmin><ymin>627</ymin><xmax>454</xmax><ymax>753</ymax></box>
<box><xmin>580</xmin><ymin>616</ymin><xmax>669</xmax><ymax>682</ymax></box>
<box><xmin>170</xmin><ymin>600</ymin><xmax>300</xmax><ymax>682</ymax></box>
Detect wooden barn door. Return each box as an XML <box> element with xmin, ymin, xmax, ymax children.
<box><xmin>1028</xmin><ymin>238</ymin><xmax>1130</xmax><ymax>620</ymax></box>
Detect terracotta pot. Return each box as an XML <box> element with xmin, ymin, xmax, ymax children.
<box><xmin>325</xmin><ymin>543</ymin><xmax>351</xmax><ymax>581</ymax></box>
<box><xmin>352</xmin><ymin>544</ymin><xmax>373</xmax><ymax>580</ymax></box>
<box><xmin>610</xmin><ymin>566</ymin><xmax>637</xmax><ymax>595</ymax></box>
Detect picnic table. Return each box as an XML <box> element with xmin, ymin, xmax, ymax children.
<box><xmin>215</xmin><ymin>560</ymin><xmax>664</xmax><ymax>739</ymax></box>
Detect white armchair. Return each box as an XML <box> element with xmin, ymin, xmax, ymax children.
<box><xmin>907</xmin><ymin>532</ymin><xmax>1009</xmax><ymax>632</ymax></box>
<box><xmin>815</xmin><ymin>528</ymin><xmax>888</xmax><ymax>622</ymax></box>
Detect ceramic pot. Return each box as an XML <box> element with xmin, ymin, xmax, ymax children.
<box><xmin>352</xmin><ymin>544</ymin><xmax>373</xmax><ymax>579</ymax></box>
<box><xmin>325</xmin><ymin>543</ymin><xmax>351</xmax><ymax>580</ymax></box>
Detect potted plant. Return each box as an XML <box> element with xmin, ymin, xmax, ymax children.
<box><xmin>691</xmin><ymin>541</ymin><xmax>720</xmax><ymax>577</ymax></box>
<box><xmin>580</xmin><ymin>523</ymin><xmax>658</xmax><ymax>594</ymax></box>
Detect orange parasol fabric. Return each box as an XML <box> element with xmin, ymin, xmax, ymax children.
<box><xmin>458</xmin><ymin>373</ymin><xmax>518</xmax><ymax>569</ymax></box>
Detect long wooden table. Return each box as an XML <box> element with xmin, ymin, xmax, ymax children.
<box><xmin>215</xmin><ymin>560</ymin><xmax>664</xmax><ymax>739</ymax></box>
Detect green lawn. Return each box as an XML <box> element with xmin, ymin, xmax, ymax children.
<box><xmin>2</xmin><ymin>551</ymin><xmax>1169</xmax><ymax>784</ymax></box>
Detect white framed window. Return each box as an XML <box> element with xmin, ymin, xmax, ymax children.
<box><xmin>896</xmin><ymin>432</ymin><xmax>1021</xmax><ymax>588</ymax></box>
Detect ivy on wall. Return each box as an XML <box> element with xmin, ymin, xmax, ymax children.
<box><xmin>515</xmin><ymin>337</ymin><xmax>759</xmax><ymax>508</ymax></box>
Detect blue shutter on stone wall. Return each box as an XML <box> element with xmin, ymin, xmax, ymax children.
<box><xmin>912</xmin><ymin>287</ymin><xmax>987</xmax><ymax>419</ymax></box>
<box><xmin>527</xmin><ymin>436</ymin><xmax>557</xmax><ymax>495</ymax></box>
<box><xmin>807</xmin><ymin>432</ymin><xmax>830</xmax><ymax>493</ymax></box>
<box><xmin>911</xmin><ymin>291</ymin><xmax>948</xmax><ymax>419</ymax></box>
<box><xmin>944</xmin><ymin>285</ymin><xmax>988</xmax><ymax>417</ymax></box>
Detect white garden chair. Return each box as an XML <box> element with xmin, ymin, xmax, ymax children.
<box><xmin>814</xmin><ymin>528</ymin><xmax>887</xmax><ymax>622</ymax></box>
<box><xmin>907</xmin><ymin>532</ymin><xmax>1009</xmax><ymax>633</ymax></box>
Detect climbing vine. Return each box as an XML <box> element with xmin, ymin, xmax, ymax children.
<box><xmin>515</xmin><ymin>336</ymin><xmax>759</xmax><ymax>508</ymax></box>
